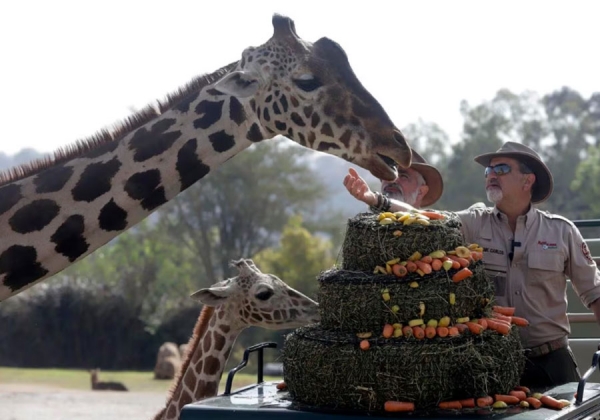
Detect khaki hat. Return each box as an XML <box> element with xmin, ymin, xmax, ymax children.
<box><xmin>410</xmin><ymin>149</ymin><xmax>444</xmax><ymax>208</ymax></box>
<box><xmin>473</xmin><ymin>141</ymin><xmax>553</xmax><ymax>203</ymax></box>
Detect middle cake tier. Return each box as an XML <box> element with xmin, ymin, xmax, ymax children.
<box><xmin>318</xmin><ymin>261</ymin><xmax>493</xmax><ymax>332</ymax></box>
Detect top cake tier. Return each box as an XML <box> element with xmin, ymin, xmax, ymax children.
<box><xmin>341</xmin><ymin>211</ymin><xmax>465</xmax><ymax>272</ymax></box>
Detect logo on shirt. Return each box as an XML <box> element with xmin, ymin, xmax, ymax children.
<box><xmin>538</xmin><ymin>240</ymin><xmax>557</xmax><ymax>250</ymax></box>
<box><xmin>582</xmin><ymin>242</ymin><xmax>594</xmax><ymax>264</ymax></box>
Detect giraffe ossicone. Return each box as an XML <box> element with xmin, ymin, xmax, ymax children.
<box><xmin>0</xmin><ymin>14</ymin><xmax>412</xmax><ymax>302</ymax></box>
<box><xmin>155</xmin><ymin>258</ymin><xmax>319</xmax><ymax>420</ymax></box>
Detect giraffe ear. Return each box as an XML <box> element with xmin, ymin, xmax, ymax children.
<box><xmin>214</xmin><ymin>71</ymin><xmax>260</xmax><ymax>98</ymax></box>
<box><xmin>190</xmin><ymin>286</ymin><xmax>232</xmax><ymax>307</ymax></box>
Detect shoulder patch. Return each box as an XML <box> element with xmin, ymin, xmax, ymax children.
<box><xmin>541</xmin><ymin>212</ymin><xmax>576</xmax><ymax>227</ymax></box>
<box><xmin>582</xmin><ymin>242</ymin><xmax>595</xmax><ymax>265</ymax></box>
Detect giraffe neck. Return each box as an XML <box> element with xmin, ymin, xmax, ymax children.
<box><xmin>0</xmin><ymin>65</ymin><xmax>266</xmax><ymax>301</ymax></box>
<box><xmin>158</xmin><ymin>305</ymin><xmax>242</xmax><ymax>420</ymax></box>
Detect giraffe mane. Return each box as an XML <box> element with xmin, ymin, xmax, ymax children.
<box><xmin>0</xmin><ymin>61</ymin><xmax>239</xmax><ymax>188</ymax></box>
<box><xmin>166</xmin><ymin>305</ymin><xmax>216</xmax><ymax>400</ymax></box>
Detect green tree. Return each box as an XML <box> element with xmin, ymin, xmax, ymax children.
<box><xmin>571</xmin><ymin>145</ymin><xmax>600</xmax><ymax>219</ymax></box>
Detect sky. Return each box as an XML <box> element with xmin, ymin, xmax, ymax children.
<box><xmin>0</xmin><ymin>0</ymin><xmax>598</xmax><ymax>156</ymax></box>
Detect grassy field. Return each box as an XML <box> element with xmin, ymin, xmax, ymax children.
<box><xmin>0</xmin><ymin>367</ymin><xmax>279</xmax><ymax>393</ymax></box>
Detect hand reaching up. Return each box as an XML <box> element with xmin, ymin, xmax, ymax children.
<box><xmin>343</xmin><ymin>168</ymin><xmax>378</xmax><ymax>206</ymax></box>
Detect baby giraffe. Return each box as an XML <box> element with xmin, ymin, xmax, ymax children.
<box><xmin>154</xmin><ymin>258</ymin><xmax>319</xmax><ymax>420</ymax></box>
<box><xmin>89</xmin><ymin>368</ymin><xmax>128</xmax><ymax>391</ymax></box>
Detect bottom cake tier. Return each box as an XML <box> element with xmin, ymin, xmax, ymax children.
<box><xmin>282</xmin><ymin>325</ymin><xmax>525</xmax><ymax>412</ymax></box>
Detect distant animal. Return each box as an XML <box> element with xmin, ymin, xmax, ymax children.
<box><xmin>90</xmin><ymin>368</ymin><xmax>128</xmax><ymax>391</ymax></box>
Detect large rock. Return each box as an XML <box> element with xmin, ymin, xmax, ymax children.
<box><xmin>154</xmin><ymin>342</ymin><xmax>182</xmax><ymax>380</ymax></box>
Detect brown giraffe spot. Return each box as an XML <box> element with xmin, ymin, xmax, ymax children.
<box><xmin>196</xmin><ymin>360</ymin><xmax>203</xmax><ymax>374</ymax></box>
<box><xmin>9</xmin><ymin>199</ymin><xmax>59</xmax><ymax>234</ymax></box>
<box><xmin>261</xmin><ymin>312</ymin><xmax>273</xmax><ymax>321</ymax></box>
<box><xmin>353</xmin><ymin>142</ymin><xmax>362</xmax><ymax>155</ymax></box>
<box><xmin>180</xmin><ymin>391</ymin><xmax>193</xmax><ymax>407</ymax></box>
<box><xmin>51</xmin><ymin>214</ymin><xmax>90</xmax><ymax>262</ymax></box>
<box><xmin>176</xmin><ymin>138</ymin><xmax>211</xmax><ymax>191</ymax></box>
<box><xmin>172</xmin><ymin>383</ymin><xmax>183</xmax><ymax>401</ymax></box>
<box><xmin>273</xmin><ymin>310</ymin><xmax>282</xmax><ymax>321</ymax></box>
<box><xmin>175</xmin><ymin>91</ymin><xmax>200</xmax><ymax>112</ymax></box>
<box><xmin>205</xmin><ymin>381</ymin><xmax>219</xmax><ymax>397</ymax></box>
<box><xmin>280</xmin><ymin>95</ymin><xmax>289</xmax><ymax>113</ymax></box>
<box><xmin>209</xmin><ymin>314</ymin><xmax>217</xmax><ymax>326</ymax></box>
<box><xmin>318</xmin><ymin>142</ymin><xmax>341</xmax><ymax>152</ymax></box>
<box><xmin>262</xmin><ymin>107</ymin><xmax>271</xmax><ymax>122</ymax></box>
<box><xmin>320</xmin><ymin>123</ymin><xmax>334</xmax><ymax>138</ymax></box>
<box><xmin>272</xmin><ymin>102</ymin><xmax>281</xmax><ymax>115</ymax></box>
<box><xmin>196</xmin><ymin>379</ymin><xmax>207</xmax><ymax>395</ymax></box>
<box><xmin>303</xmin><ymin>106</ymin><xmax>313</xmax><ymax>119</ymax></box>
<box><xmin>274</xmin><ymin>121</ymin><xmax>286</xmax><ymax>131</ymax></box>
<box><xmin>204</xmin><ymin>356</ymin><xmax>221</xmax><ymax>376</ymax></box>
<box><xmin>291</xmin><ymin>299</ymin><xmax>299</xmax><ymax>306</ymax></box>
<box><xmin>334</xmin><ymin>115</ymin><xmax>347</xmax><ymax>128</ymax></box>
<box><xmin>229</xmin><ymin>97</ymin><xmax>246</xmax><ymax>125</ymax></box>
<box><xmin>290</xmin><ymin>113</ymin><xmax>305</xmax><ymax>127</ymax></box>
<box><xmin>265</xmin><ymin>126</ymin><xmax>275</xmax><ymax>134</ymax></box>
<box><xmin>308</xmin><ymin>132</ymin><xmax>316</xmax><ymax>148</ymax></box>
<box><xmin>192</xmin><ymin>349</ymin><xmax>202</xmax><ymax>365</ymax></box>
<box><xmin>205</xmin><ymin>88</ymin><xmax>225</xmax><ymax>97</ymax></box>
<box><xmin>217</xmin><ymin>309</ymin><xmax>225</xmax><ymax>319</ymax></box>
<box><xmin>290</xmin><ymin>96</ymin><xmax>300</xmax><ymax>107</ymax></box>
<box><xmin>71</xmin><ymin>157</ymin><xmax>121</xmax><ymax>202</ymax></box>
<box><xmin>287</xmin><ymin>127</ymin><xmax>294</xmax><ymax>139</ymax></box>
<box><xmin>0</xmin><ymin>245</ymin><xmax>48</xmax><ymax>292</ymax></box>
<box><xmin>98</xmin><ymin>199</ymin><xmax>128</xmax><ymax>231</ymax></box>
<box><xmin>209</xmin><ymin>130</ymin><xmax>236</xmax><ymax>153</ymax></box>
<box><xmin>166</xmin><ymin>405</ymin><xmax>177</xmax><ymax>419</ymax></box>
<box><xmin>297</xmin><ymin>132</ymin><xmax>306</xmax><ymax>146</ymax></box>
<box><xmin>183</xmin><ymin>369</ymin><xmax>197</xmax><ymax>392</ymax></box>
<box><xmin>339</xmin><ymin>130</ymin><xmax>352</xmax><ymax>148</ymax></box>
<box><xmin>251</xmin><ymin>312</ymin><xmax>262</xmax><ymax>322</ymax></box>
<box><xmin>213</xmin><ymin>331</ymin><xmax>226</xmax><ymax>351</ymax></box>
<box><xmin>265</xmin><ymin>94</ymin><xmax>273</xmax><ymax>103</ymax></box>
<box><xmin>249</xmin><ymin>99</ymin><xmax>256</xmax><ymax>112</ymax></box>
<box><xmin>311</xmin><ymin>113</ymin><xmax>320</xmax><ymax>129</ymax></box>
<box><xmin>0</xmin><ymin>184</ymin><xmax>22</xmax><ymax>216</ymax></box>
<box><xmin>202</xmin><ymin>332</ymin><xmax>212</xmax><ymax>353</ymax></box>
<box><xmin>246</xmin><ymin>124</ymin><xmax>264</xmax><ymax>142</ymax></box>
<box><xmin>219</xmin><ymin>324</ymin><xmax>230</xmax><ymax>334</ymax></box>
<box><xmin>193</xmin><ymin>100</ymin><xmax>224</xmax><ymax>129</ymax></box>
<box><xmin>129</xmin><ymin>119</ymin><xmax>181</xmax><ymax>163</ymax></box>
<box><xmin>124</xmin><ymin>170</ymin><xmax>167</xmax><ymax>211</ymax></box>
<box><xmin>33</xmin><ymin>165</ymin><xmax>74</xmax><ymax>194</ymax></box>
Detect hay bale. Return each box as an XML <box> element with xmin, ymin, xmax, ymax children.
<box><xmin>318</xmin><ymin>261</ymin><xmax>493</xmax><ymax>332</ymax></box>
<box><xmin>341</xmin><ymin>212</ymin><xmax>465</xmax><ymax>272</ymax></box>
<box><xmin>283</xmin><ymin>325</ymin><xmax>525</xmax><ymax>412</ymax></box>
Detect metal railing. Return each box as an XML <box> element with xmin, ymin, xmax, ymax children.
<box><xmin>568</xmin><ymin>219</ymin><xmax>600</xmax><ymax>324</ymax></box>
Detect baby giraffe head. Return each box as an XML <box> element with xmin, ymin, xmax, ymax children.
<box><xmin>190</xmin><ymin>259</ymin><xmax>319</xmax><ymax>331</ymax></box>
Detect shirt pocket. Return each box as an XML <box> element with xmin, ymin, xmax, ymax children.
<box><xmin>483</xmin><ymin>252</ymin><xmax>508</xmax><ymax>298</ymax></box>
<box><xmin>527</xmin><ymin>250</ymin><xmax>564</xmax><ymax>286</ymax></box>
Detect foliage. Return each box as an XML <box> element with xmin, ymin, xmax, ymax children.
<box><xmin>572</xmin><ymin>145</ymin><xmax>600</xmax><ymax>218</ymax></box>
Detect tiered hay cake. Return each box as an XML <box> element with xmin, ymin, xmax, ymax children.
<box><xmin>282</xmin><ymin>211</ymin><xmax>526</xmax><ymax>412</ymax></box>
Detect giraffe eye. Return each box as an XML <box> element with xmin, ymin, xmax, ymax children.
<box><xmin>255</xmin><ymin>288</ymin><xmax>274</xmax><ymax>301</ymax></box>
<box><xmin>293</xmin><ymin>77</ymin><xmax>322</xmax><ymax>92</ymax></box>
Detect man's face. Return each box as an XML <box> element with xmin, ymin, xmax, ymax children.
<box><xmin>485</xmin><ymin>157</ymin><xmax>534</xmax><ymax>204</ymax></box>
<box><xmin>380</xmin><ymin>168</ymin><xmax>425</xmax><ymax>207</ymax></box>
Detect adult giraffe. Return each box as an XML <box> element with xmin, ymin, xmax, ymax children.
<box><xmin>0</xmin><ymin>14</ymin><xmax>411</xmax><ymax>302</ymax></box>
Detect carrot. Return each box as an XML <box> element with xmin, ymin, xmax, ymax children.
<box><xmin>420</xmin><ymin>211</ymin><xmax>445</xmax><ymax>220</ymax></box>
<box><xmin>452</xmin><ymin>268</ymin><xmax>473</xmax><ymax>283</ymax></box>
<box><xmin>492</xmin><ymin>306</ymin><xmax>515</xmax><ymax>316</ymax></box>
<box><xmin>466</xmin><ymin>322</ymin><xmax>483</xmax><ymax>335</ymax></box>
<box><xmin>494</xmin><ymin>394</ymin><xmax>520</xmax><ymax>405</ymax></box>
<box><xmin>539</xmin><ymin>395</ymin><xmax>564</xmax><ymax>410</ymax></box>
<box><xmin>487</xmin><ymin>319</ymin><xmax>510</xmax><ymax>335</ymax></box>
<box><xmin>382</xmin><ymin>324</ymin><xmax>394</xmax><ymax>338</ymax></box>
<box><xmin>402</xmin><ymin>325</ymin><xmax>414</xmax><ymax>338</ymax></box>
<box><xmin>420</xmin><ymin>255</ymin><xmax>433</xmax><ymax>264</ymax></box>
<box><xmin>514</xmin><ymin>385</ymin><xmax>531</xmax><ymax>395</ymax></box>
<box><xmin>384</xmin><ymin>401</ymin><xmax>415</xmax><ymax>412</ymax></box>
<box><xmin>415</xmin><ymin>260</ymin><xmax>433</xmax><ymax>274</ymax></box>
<box><xmin>509</xmin><ymin>390</ymin><xmax>527</xmax><ymax>401</ymax></box>
<box><xmin>359</xmin><ymin>340</ymin><xmax>370</xmax><ymax>350</ymax></box>
<box><xmin>392</xmin><ymin>264</ymin><xmax>408</xmax><ymax>277</ymax></box>
<box><xmin>455</xmin><ymin>324</ymin><xmax>469</xmax><ymax>334</ymax></box>
<box><xmin>413</xmin><ymin>326</ymin><xmax>425</xmax><ymax>339</ymax></box>
<box><xmin>276</xmin><ymin>381</ymin><xmax>287</xmax><ymax>390</ymax></box>
<box><xmin>492</xmin><ymin>312</ymin><xmax>512</xmax><ymax>323</ymax></box>
<box><xmin>448</xmin><ymin>255</ymin><xmax>470</xmax><ymax>267</ymax></box>
<box><xmin>437</xmin><ymin>326</ymin><xmax>449</xmax><ymax>337</ymax></box>
<box><xmin>406</xmin><ymin>261</ymin><xmax>418</xmax><ymax>273</ymax></box>
<box><xmin>477</xmin><ymin>318</ymin><xmax>488</xmax><ymax>330</ymax></box>
<box><xmin>448</xmin><ymin>326</ymin><xmax>460</xmax><ymax>337</ymax></box>
<box><xmin>439</xmin><ymin>400</ymin><xmax>462</xmax><ymax>410</ymax></box>
<box><xmin>431</xmin><ymin>259</ymin><xmax>443</xmax><ymax>271</ymax></box>
<box><xmin>525</xmin><ymin>397</ymin><xmax>542</xmax><ymax>409</ymax></box>
<box><xmin>459</xmin><ymin>398</ymin><xmax>475</xmax><ymax>408</ymax></box>
<box><xmin>477</xmin><ymin>396</ymin><xmax>494</xmax><ymax>407</ymax></box>
<box><xmin>511</xmin><ymin>316</ymin><xmax>530</xmax><ymax>327</ymax></box>
<box><xmin>471</xmin><ymin>251</ymin><xmax>483</xmax><ymax>261</ymax></box>
<box><xmin>425</xmin><ymin>326</ymin><xmax>437</xmax><ymax>339</ymax></box>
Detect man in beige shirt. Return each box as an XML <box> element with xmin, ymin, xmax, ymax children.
<box><xmin>346</xmin><ymin>141</ymin><xmax>600</xmax><ymax>389</ymax></box>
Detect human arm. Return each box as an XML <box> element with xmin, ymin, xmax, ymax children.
<box><xmin>342</xmin><ymin>168</ymin><xmax>378</xmax><ymax>207</ymax></box>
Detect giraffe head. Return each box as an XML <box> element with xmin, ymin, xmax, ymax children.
<box><xmin>190</xmin><ymin>259</ymin><xmax>319</xmax><ymax>330</ymax></box>
<box><xmin>213</xmin><ymin>14</ymin><xmax>411</xmax><ymax>181</ymax></box>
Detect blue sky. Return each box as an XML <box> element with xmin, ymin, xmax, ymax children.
<box><xmin>0</xmin><ymin>0</ymin><xmax>598</xmax><ymax>156</ymax></box>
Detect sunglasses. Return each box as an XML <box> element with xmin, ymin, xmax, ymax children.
<box><xmin>484</xmin><ymin>163</ymin><xmax>512</xmax><ymax>177</ymax></box>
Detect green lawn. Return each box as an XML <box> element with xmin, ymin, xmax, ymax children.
<box><xmin>0</xmin><ymin>367</ymin><xmax>279</xmax><ymax>393</ymax></box>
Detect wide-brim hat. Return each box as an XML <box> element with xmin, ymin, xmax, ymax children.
<box><xmin>410</xmin><ymin>149</ymin><xmax>444</xmax><ymax>208</ymax></box>
<box><xmin>473</xmin><ymin>141</ymin><xmax>553</xmax><ymax>204</ymax></box>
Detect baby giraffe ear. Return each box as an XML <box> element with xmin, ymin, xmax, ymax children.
<box><xmin>190</xmin><ymin>286</ymin><xmax>232</xmax><ymax>307</ymax></box>
<box><xmin>214</xmin><ymin>71</ymin><xmax>260</xmax><ymax>98</ymax></box>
